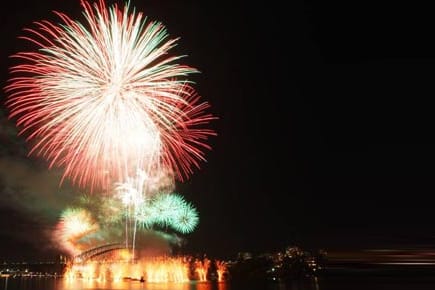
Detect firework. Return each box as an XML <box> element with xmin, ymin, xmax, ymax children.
<box><xmin>151</xmin><ymin>193</ymin><xmax>186</xmax><ymax>226</ymax></box>
<box><xmin>170</xmin><ymin>202</ymin><xmax>199</xmax><ymax>234</ymax></box>
<box><xmin>54</xmin><ymin>207</ymin><xmax>99</xmax><ymax>255</ymax></box>
<box><xmin>5</xmin><ymin>0</ymin><xmax>216</xmax><ymax>191</ymax></box>
<box><xmin>60</xmin><ymin>207</ymin><xmax>98</xmax><ymax>238</ymax></box>
<box><xmin>143</xmin><ymin>193</ymin><xmax>199</xmax><ymax>234</ymax></box>
<box><xmin>118</xmin><ymin>192</ymin><xmax>199</xmax><ymax>234</ymax></box>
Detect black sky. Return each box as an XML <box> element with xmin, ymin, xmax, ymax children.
<box><xmin>1</xmin><ymin>0</ymin><xmax>435</xmax><ymax>260</ymax></box>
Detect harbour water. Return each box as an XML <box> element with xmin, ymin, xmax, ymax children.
<box><xmin>2</xmin><ymin>271</ymin><xmax>435</xmax><ymax>290</ymax></box>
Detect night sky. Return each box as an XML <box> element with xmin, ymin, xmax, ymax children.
<box><xmin>1</xmin><ymin>0</ymin><xmax>435</xmax><ymax>261</ymax></box>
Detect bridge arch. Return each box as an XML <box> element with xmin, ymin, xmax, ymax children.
<box><xmin>74</xmin><ymin>243</ymin><xmax>126</xmax><ymax>263</ymax></box>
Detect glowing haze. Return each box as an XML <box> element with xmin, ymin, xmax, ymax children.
<box><xmin>5</xmin><ymin>0</ymin><xmax>216</xmax><ymax>191</ymax></box>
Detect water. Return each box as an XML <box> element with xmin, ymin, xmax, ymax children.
<box><xmin>2</xmin><ymin>272</ymin><xmax>435</xmax><ymax>290</ymax></box>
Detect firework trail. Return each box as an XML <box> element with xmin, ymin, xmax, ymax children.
<box><xmin>5</xmin><ymin>0</ymin><xmax>216</xmax><ymax>191</ymax></box>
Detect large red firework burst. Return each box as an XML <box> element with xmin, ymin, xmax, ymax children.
<box><xmin>5</xmin><ymin>0</ymin><xmax>216</xmax><ymax>191</ymax></box>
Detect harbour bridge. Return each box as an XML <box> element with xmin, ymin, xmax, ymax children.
<box><xmin>73</xmin><ymin>243</ymin><xmax>127</xmax><ymax>263</ymax></box>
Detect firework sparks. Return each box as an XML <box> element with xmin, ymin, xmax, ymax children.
<box><xmin>54</xmin><ymin>207</ymin><xmax>99</xmax><ymax>255</ymax></box>
<box><xmin>151</xmin><ymin>193</ymin><xmax>186</xmax><ymax>227</ymax></box>
<box><xmin>195</xmin><ymin>258</ymin><xmax>211</xmax><ymax>282</ymax></box>
<box><xmin>170</xmin><ymin>202</ymin><xmax>199</xmax><ymax>234</ymax></box>
<box><xmin>60</xmin><ymin>207</ymin><xmax>98</xmax><ymax>239</ymax></box>
<box><xmin>5</xmin><ymin>0</ymin><xmax>216</xmax><ymax>191</ymax></box>
<box><xmin>126</xmin><ymin>192</ymin><xmax>200</xmax><ymax>237</ymax></box>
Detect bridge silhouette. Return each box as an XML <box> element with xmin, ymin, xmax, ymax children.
<box><xmin>73</xmin><ymin>243</ymin><xmax>127</xmax><ymax>263</ymax></box>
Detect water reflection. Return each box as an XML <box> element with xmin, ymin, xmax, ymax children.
<box><xmin>61</xmin><ymin>280</ymin><xmax>220</xmax><ymax>290</ymax></box>
<box><xmin>1</xmin><ymin>277</ymin><xmax>231</xmax><ymax>290</ymax></box>
<box><xmin>191</xmin><ymin>282</ymin><xmax>226</xmax><ymax>290</ymax></box>
<box><xmin>5</xmin><ymin>273</ymin><xmax>435</xmax><ymax>290</ymax></box>
<box><xmin>2</xmin><ymin>276</ymin><xmax>323</xmax><ymax>290</ymax></box>
<box><xmin>0</xmin><ymin>275</ymin><xmax>326</xmax><ymax>290</ymax></box>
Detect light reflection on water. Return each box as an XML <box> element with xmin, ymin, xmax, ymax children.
<box><xmin>62</xmin><ymin>279</ymin><xmax>229</xmax><ymax>290</ymax></box>
<box><xmin>0</xmin><ymin>277</ymin><xmax>323</xmax><ymax>290</ymax></box>
<box><xmin>5</xmin><ymin>274</ymin><xmax>435</xmax><ymax>290</ymax></box>
<box><xmin>0</xmin><ymin>277</ymin><xmax>231</xmax><ymax>290</ymax></box>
